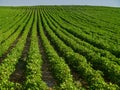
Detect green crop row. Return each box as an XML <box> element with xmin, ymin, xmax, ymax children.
<box><xmin>0</xmin><ymin>10</ymin><xmax>34</xmax><ymax>89</ymax></box>
<box><xmin>0</xmin><ymin>11</ymin><xmax>31</xmax><ymax>57</ymax></box>
<box><xmin>39</xmin><ymin>11</ymin><xmax>80</xmax><ymax>90</ymax></box>
<box><xmin>45</xmin><ymin>11</ymin><xmax>120</xmax><ymax>66</ymax></box>
<box><xmin>45</xmin><ymin>8</ymin><xmax>120</xmax><ymax>58</ymax></box>
<box><xmin>23</xmin><ymin>10</ymin><xmax>48</xmax><ymax>90</ymax></box>
<box><xmin>40</xmin><ymin>11</ymin><xmax>119</xmax><ymax>89</ymax></box>
<box><xmin>44</xmin><ymin>11</ymin><xmax>120</xmax><ymax>86</ymax></box>
<box><xmin>0</xmin><ymin>12</ymin><xmax>27</xmax><ymax>47</ymax></box>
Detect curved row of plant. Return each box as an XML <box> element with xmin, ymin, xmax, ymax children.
<box><xmin>23</xmin><ymin>10</ymin><xmax>48</xmax><ymax>90</ymax></box>
<box><xmin>0</xmin><ymin>9</ymin><xmax>26</xmax><ymax>33</ymax></box>
<box><xmin>0</xmin><ymin>11</ymin><xmax>32</xmax><ymax>57</ymax></box>
<box><xmin>44</xmin><ymin>10</ymin><xmax>120</xmax><ymax>65</ymax></box>
<box><xmin>0</xmin><ymin>10</ymin><xmax>28</xmax><ymax>44</ymax></box>
<box><xmin>43</xmin><ymin>11</ymin><xmax>120</xmax><ymax>86</ymax></box>
<box><xmin>40</xmin><ymin>11</ymin><xmax>119</xmax><ymax>89</ymax></box>
<box><xmin>38</xmin><ymin>10</ymin><xmax>80</xmax><ymax>90</ymax></box>
<box><xmin>45</xmin><ymin>8</ymin><xmax>120</xmax><ymax>58</ymax></box>
<box><xmin>0</xmin><ymin>10</ymin><xmax>34</xmax><ymax>89</ymax></box>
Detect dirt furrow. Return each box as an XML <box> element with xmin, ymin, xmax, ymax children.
<box><xmin>37</xmin><ymin>15</ymin><xmax>56</xmax><ymax>87</ymax></box>
<box><xmin>9</xmin><ymin>13</ymin><xmax>33</xmax><ymax>84</ymax></box>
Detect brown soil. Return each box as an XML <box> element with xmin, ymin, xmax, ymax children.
<box><xmin>9</xmin><ymin>16</ymin><xmax>33</xmax><ymax>83</ymax></box>
<box><xmin>37</xmin><ymin>15</ymin><xmax>56</xmax><ymax>87</ymax></box>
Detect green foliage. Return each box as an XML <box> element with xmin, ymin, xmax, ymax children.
<box><xmin>0</xmin><ymin>6</ymin><xmax>120</xmax><ymax>90</ymax></box>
